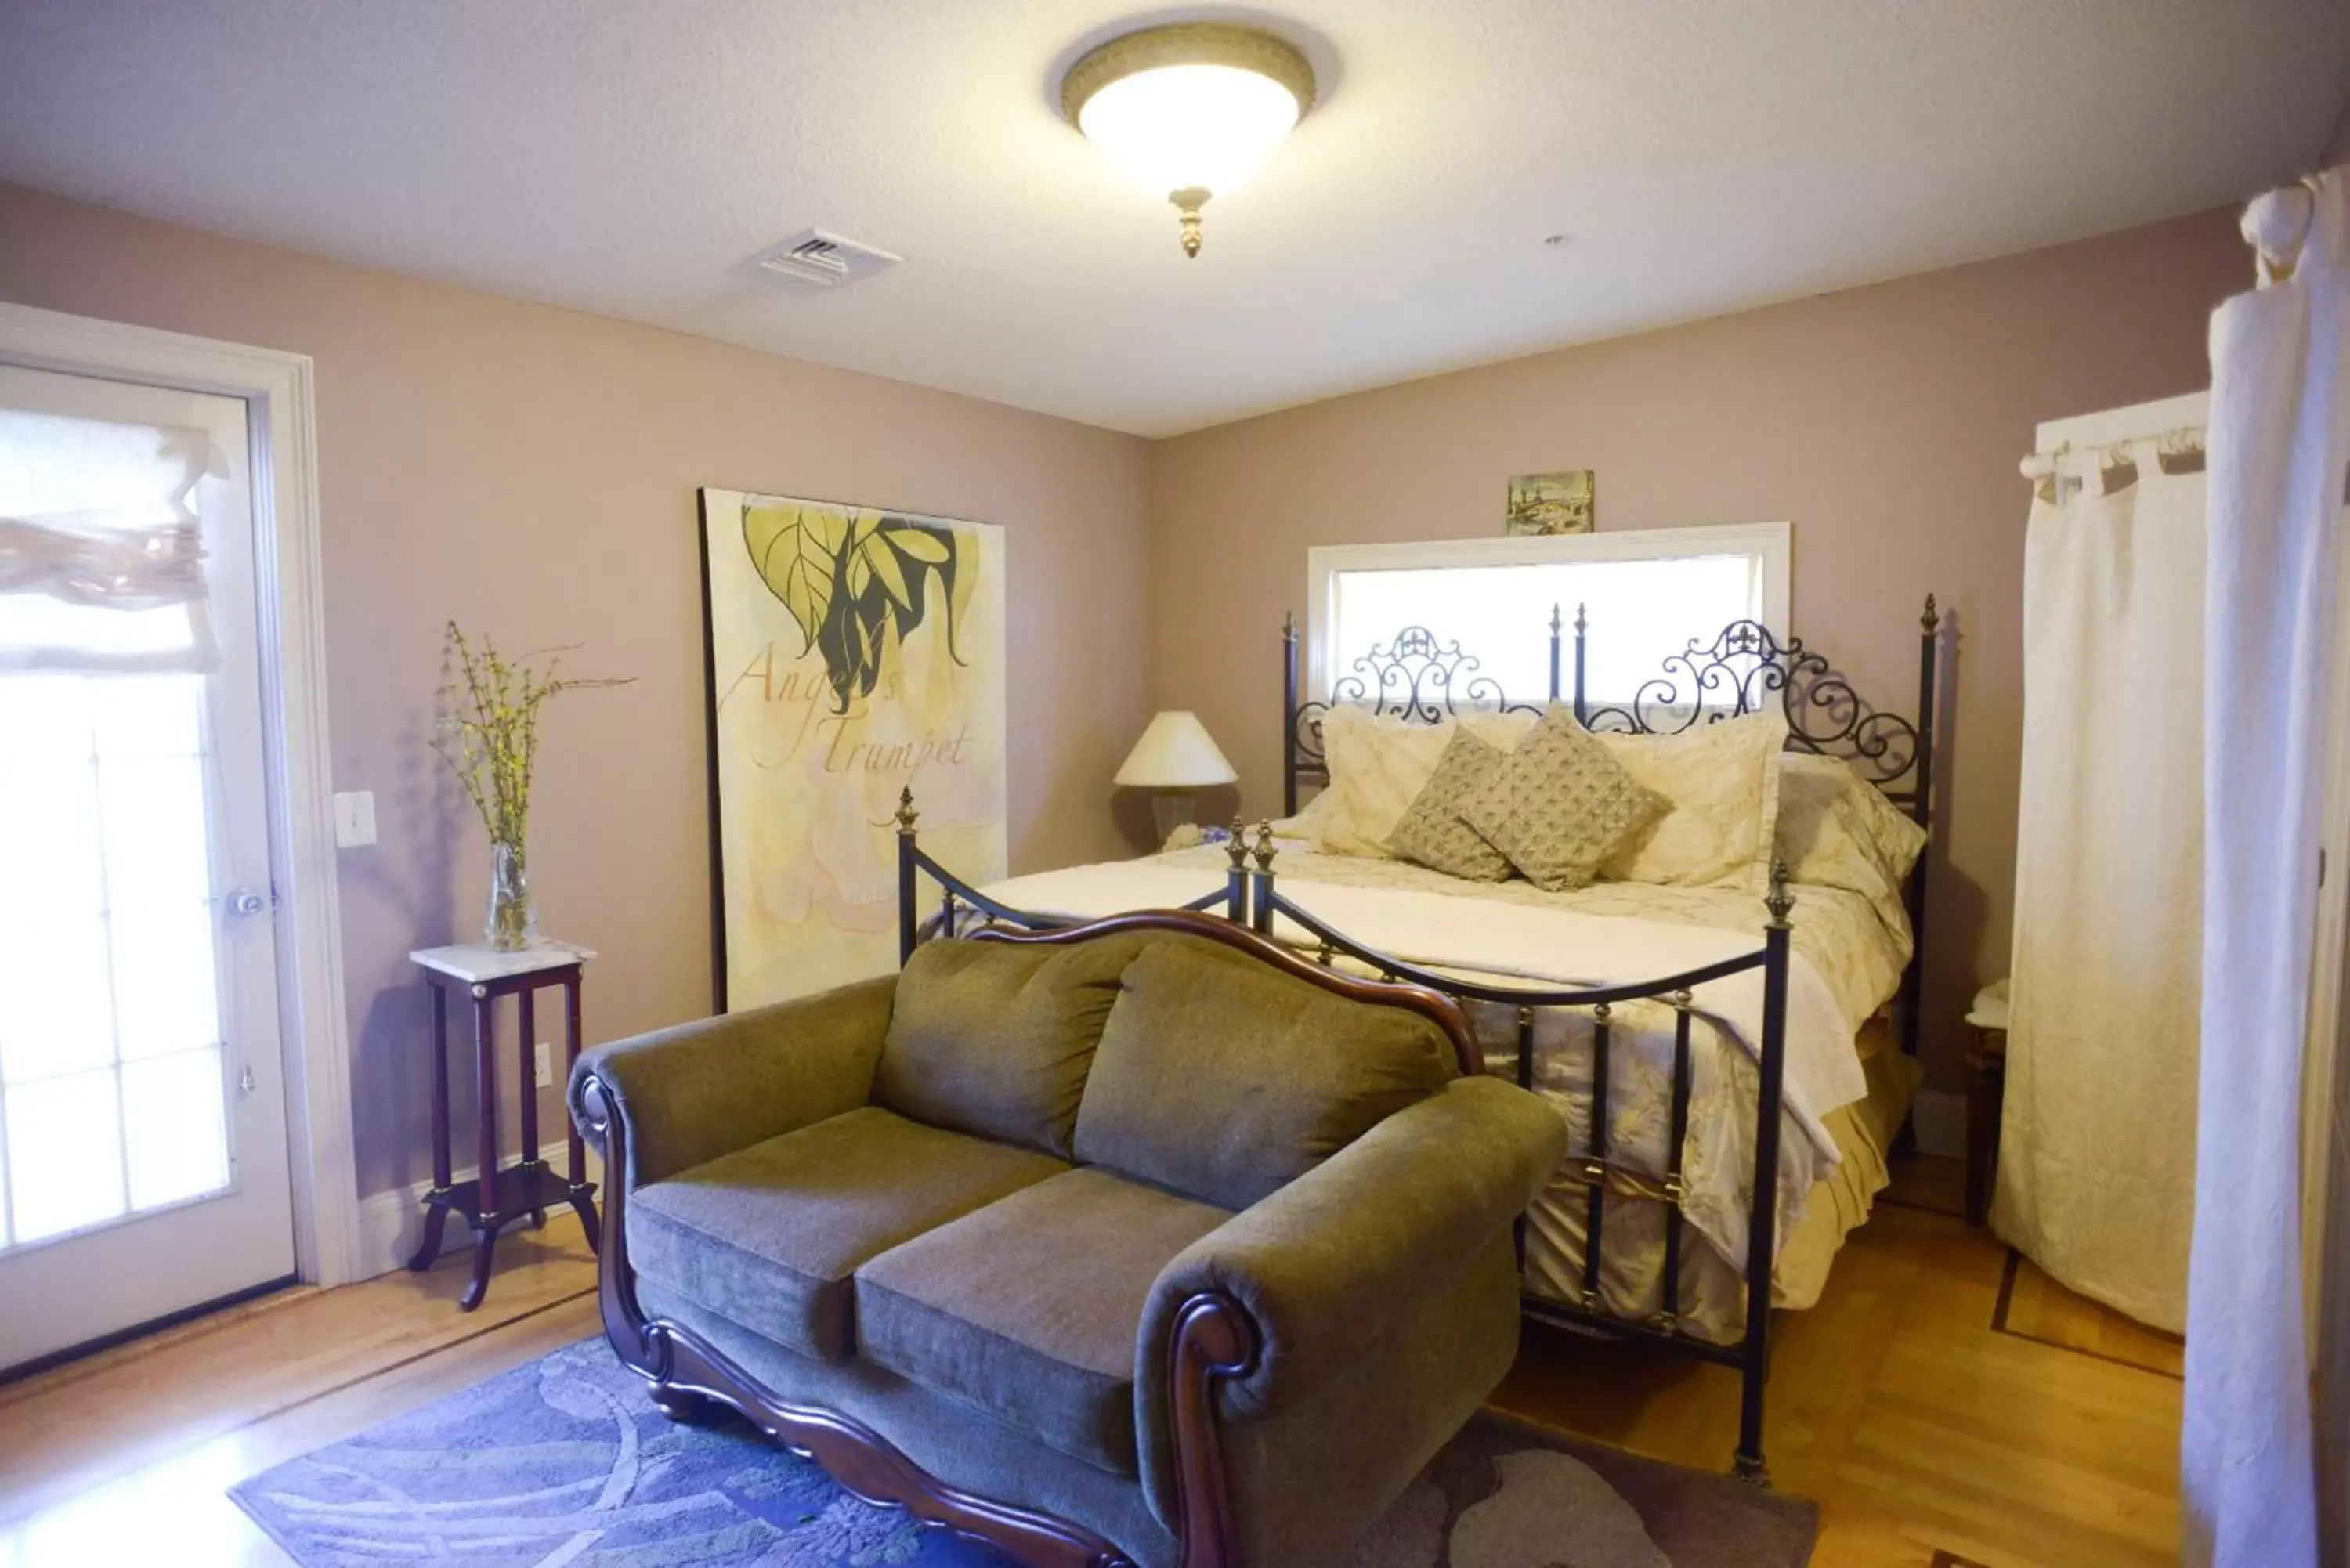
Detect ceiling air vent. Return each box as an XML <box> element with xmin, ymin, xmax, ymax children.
<box><xmin>756</xmin><ymin>229</ymin><xmax>903</xmax><ymax>287</ymax></box>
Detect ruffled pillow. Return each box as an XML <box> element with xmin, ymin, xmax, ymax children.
<box><xmin>1774</xmin><ymin>752</ymin><xmax>1929</xmax><ymax>947</ymax></box>
<box><xmin>1596</xmin><ymin>707</ymin><xmax>1790</xmax><ymax>891</ymax></box>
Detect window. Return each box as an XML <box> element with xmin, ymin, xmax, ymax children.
<box><xmin>1307</xmin><ymin>523</ymin><xmax>1790</xmax><ymax>710</ymax></box>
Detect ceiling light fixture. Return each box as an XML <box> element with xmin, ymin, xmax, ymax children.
<box><xmin>1061</xmin><ymin>22</ymin><xmax>1316</xmax><ymax>258</ymax></box>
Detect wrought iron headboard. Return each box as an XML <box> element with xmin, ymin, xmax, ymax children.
<box><xmin>1284</xmin><ymin>596</ymin><xmax>1940</xmax><ymax>827</ymax></box>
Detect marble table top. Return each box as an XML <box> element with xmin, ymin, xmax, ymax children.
<box><xmin>409</xmin><ymin>941</ymin><xmax>596</xmax><ymax>985</ymax></box>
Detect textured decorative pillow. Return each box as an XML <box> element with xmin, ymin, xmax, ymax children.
<box><xmin>1458</xmin><ymin>706</ymin><xmax>1669</xmax><ymax>893</ymax></box>
<box><xmin>1775</xmin><ymin>753</ymin><xmax>1929</xmax><ymax>944</ymax></box>
<box><xmin>1385</xmin><ymin>728</ymin><xmax>1515</xmax><ymax>881</ymax></box>
<box><xmin>1596</xmin><ymin>706</ymin><xmax>1790</xmax><ymax>890</ymax></box>
<box><xmin>1311</xmin><ymin>705</ymin><xmax>1542</xmax><ymax>858</ymax></box>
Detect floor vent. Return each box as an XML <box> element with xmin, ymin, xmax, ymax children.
<box><xmin>755</xmin><ymin>229</ymin><xmax>902</xmax><ymax>287</ymax></box>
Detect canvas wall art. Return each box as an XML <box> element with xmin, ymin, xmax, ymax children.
<box><xmin>1506</xmin><ymin>470</ymin><xmax>1596</xmax><ymax>535</ymax></box>
<box><xmin>699</xmin><ymin>490</ymin><xmax>1006</xmax><ymax>1010</ymax></box>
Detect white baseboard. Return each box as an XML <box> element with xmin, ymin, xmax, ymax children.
<box><xmin>356</xmin><ymin>1140</ymin><xmax>605</xmax><ymax>1280</ymax></box>
<box><xmin>1911</xmin><ymin>1089</ymin><xmax>1966</xmax><ymax>1160</ymax></box>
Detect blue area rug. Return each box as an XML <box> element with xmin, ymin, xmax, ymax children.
<box><xmin>233</xmin><ymin>1335</ymin><xmax>1000</xmax><ymax>1566</ymax></box>
<box><xmin>232</xmin><ymin>1335</ymin><xmax>1817</xmax><ymax>1566</ymax></box>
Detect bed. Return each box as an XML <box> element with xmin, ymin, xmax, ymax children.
<box><xmin>891</xmin><ymin>598</ymin><xmax>1940</xmax><ymax>1483</ymax></box>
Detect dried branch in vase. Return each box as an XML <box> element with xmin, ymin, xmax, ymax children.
<box><xmin>432</xmin><ymin>621</ymin><xmax>631</xmax><ymax>948</ymax></box>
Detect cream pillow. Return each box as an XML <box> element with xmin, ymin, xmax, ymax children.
<box><xmin>1774</xmin><ymin>753</ymin><xmax>1929</xmax><ymax>939</ymax></box>
<box><xmin>1596</xmin><ymin>707</ymin><xmax>1789</xmax><ymax>890</ymax></box>
<box><xmin>1311</xmin><ymin>705</ymin><xmax>1541</xmax><ymax>858</ymax></box>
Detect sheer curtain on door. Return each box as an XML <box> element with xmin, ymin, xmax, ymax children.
<box><xmin>0</xmin><ymin>401</ymin><xmax>225</xmax><ymax>1252</ymax></box>
<box><xmin>1994</xmin><ymin>425</ymin><xmax>2206</xmax><ymax>1333</ymax></box>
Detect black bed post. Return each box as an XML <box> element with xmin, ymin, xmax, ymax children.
<box><xmin>1899</xmin><ymin>594</ymin><xmax>1939</xmax><ymax>1060</ymax></box>
<box><xmin>1282</xmin><ymin>612</ymin><xmax>1301</xmax><ymax>818</ymax></box>
<box><xmin>1224</xmin><ymin>822</ymin><xmax>1250</xmax><ymax>925</ymax></box>
<box><xmin>895</xmin><ymin>787</ymin><xmax>920</xmax><ymax>964</ymax></box>
<box><xmin>1571</xmin><ymin>603</ymin><xmax>1589</xmax><ymax>724</ymax></box>
<box><xmin>1249</xmin><ymin>823</ymin><xmax>1278</xmax><ymax>937</ymax></box>
<box><xmin>1735</xmin><ymin>859</ymin><xmax>1793</xmax><ymax>1486</ymax></box>
<box><xmin>1548</xmin><ymin>603</ymin><xmax>1563</xmax><ymax>704</ymax></box>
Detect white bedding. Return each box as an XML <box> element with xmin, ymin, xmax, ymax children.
<box><xmin>975</xmin><ymin>840</ymin><xmax>1913</xmax><ymax>1342</ymax></box>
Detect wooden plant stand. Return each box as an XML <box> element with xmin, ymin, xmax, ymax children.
<box><xmin>407</xmin><ymin>943</ymin><xmax>601</xmax><ymax>1310</ymax></box>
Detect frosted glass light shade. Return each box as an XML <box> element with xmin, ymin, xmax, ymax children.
<box><xmin>1061</xmin><ymin>23</ymin><xmax>1316</xmax><ymax>256</ymax></box>
<box><xmin>1115</xmin><ymin>710</ymin><xmax>1237</xmax><ymax>789</ymax></box>
<box><xmin>1076</xmin><ymin>63</ymin><xmax>1302</xmax><ymax>201</ymax></box>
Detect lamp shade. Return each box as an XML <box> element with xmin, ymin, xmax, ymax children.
<box><xmin>1115</xmin><ymin>710</ymin><xmax>1236</xmax><ymax>789</ymax></box>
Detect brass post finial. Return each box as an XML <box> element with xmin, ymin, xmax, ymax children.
<box><xmin>894</xmin><ymin>786</ymin><xmax>918</xmax><ymax>836</ymax></box>
<box><xmin>1549</xmin><ymin>602</ymin><xmax>1564</xmax><ymax>636</ymax></box>
<box><xmin>1921</xmin><ymin>593</ymin><xmax>1940</xmax><ymax>635</ymax></box>
<box><xmin>1574</xmin><ymin>602</ymin><xmax>1589</xmax><ymax>637</ymax></box>
<box><xmin>1224</xmin><ymin>819</ymin><xmax>1249</xmax><ymax>869</ymax></box>
<box><xmin>1251</xmin><ymin>821</ymin><xmax>1278</xmax><ymax>871</ymax></box>
<box><xmin>1765</xmin><ymin>857</ymin><xmax>1793</xmax><ymax>926</ymax></box>
<box><xmin>1283</xmin><ymin>609</ymin><xmax>1298</xmax><ymax>641</ymax></box>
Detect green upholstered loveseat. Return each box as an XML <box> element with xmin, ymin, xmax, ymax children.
<box><xmin>569</xmin><ymin>911</ymin><xmax>1566</xmax><ymax>1568</ymax></box>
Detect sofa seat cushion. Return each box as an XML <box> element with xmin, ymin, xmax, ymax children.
<box><xmin>855</xmin><ymin>1168</ymin><xmax>1231</xmax><ymax>1476</ymax></box>
<box><xmin>627</xmin><ymin>1105</ymin><xmax>1068</xmax><ymax>1361</ymax></box>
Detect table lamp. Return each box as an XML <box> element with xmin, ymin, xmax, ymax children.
<box><xmin>1115</xmin><ymin>710</ymin><xmax>1238</xmax><ymax>843</ymax></box>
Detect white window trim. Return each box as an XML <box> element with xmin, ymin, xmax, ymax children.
<box><xmin>0</xmin><ymin>302</ymin><xmax>360</xmax><ymax>1288</ymax></box>
<box><xmin>1304</xmin><ymin>522</ymin><xmax>1792</xmax><ymax>702</ymax></box>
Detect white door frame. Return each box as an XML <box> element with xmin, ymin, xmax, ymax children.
<box><xmin>0</xmin><ymin>302</ymin><xmax>360</xmax><ymax>1288</ymax></box>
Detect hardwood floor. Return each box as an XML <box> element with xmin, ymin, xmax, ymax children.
<box><xmin>1495</xmin><ymin>1159</ymin><xmax>2183</xmax><ymax>1566</ymax></box>
<box><xmin>0</xmin><ymin>1217</ymin><xmax>602</xmax><ymax>1566</ymax></box>
<box><xmin>0</xmin><ymin>1158</ymin><xmax>2179</xmax><ymax>1566</ymax></box>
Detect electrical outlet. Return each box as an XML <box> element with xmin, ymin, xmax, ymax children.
<box><xmin>534</xmin><ymin>1041</ymin><xmax>554</xmax><ymax>1089</ymax></box>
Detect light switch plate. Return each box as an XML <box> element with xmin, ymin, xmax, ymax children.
<box><xmin>333</xmin><ymin>790</ymin><xmax>378</xmax><ymax>848</ymax></box>
<box><xmin>534</xmin><ymin>1041</ymin><xmax>554</xmax><ymax>1089</ymax></box>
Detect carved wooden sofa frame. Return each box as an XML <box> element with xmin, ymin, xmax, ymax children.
<box><xmin>573</xmin><ymin>908</ymin><xmax>1488</xmax><ymax>1568</ymax></box>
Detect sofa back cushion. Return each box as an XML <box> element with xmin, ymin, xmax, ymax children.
<box><xmin>1072</xmin><ymin>941</ymin><xmax>1460</xmax><ymax>1209</ymax></box>
<box><xmin>877</xmin><ymin>936</ymin><xmax>1142</xmax><ymax>1158</ymax></box>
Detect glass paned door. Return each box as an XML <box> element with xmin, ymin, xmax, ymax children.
<box><xmin>0</xmin><ymin>364</ymin><xmax>295</xmax><ymax>1372</ymax></box>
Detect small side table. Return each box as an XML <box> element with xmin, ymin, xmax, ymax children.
<box><xmin>1964</xmin><ymin>979</ymin><xmax>2011</xmax><ymax>1226</ymax></box>
<box><xmin>408</xmin><ymin>942</ymin><xmax>602</xmax><ymax>1310</ymax></box>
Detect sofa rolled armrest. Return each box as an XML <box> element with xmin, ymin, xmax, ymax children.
<box><xmin>566</xmin><ymin>975</ymin><xmax>896</xmax><ymax>1188</ymax></box>
<box><xmin>1133</xmin><ymin>1071</ymin><xmax>1560</xmax><ymax>1513</ymax></box>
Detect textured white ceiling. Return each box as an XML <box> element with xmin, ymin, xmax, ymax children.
<box><xmin>2</xmin><ymin>2</ymin><xmax>2344</xmax><ymax>436</ymax></box>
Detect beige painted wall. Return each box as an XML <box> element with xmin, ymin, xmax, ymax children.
<box><xmin>0</xmin><ymin>183</ymin><xmax>1154</xmax><ymax>1199</ymax></box>
<box><xmin>1147</xmin><ymin>208</ymin><xmax>2249</xmax><ymax>1086</ymax></box>
<box><xmin>0</xmin><ymin>175</ymin><xmax>2259</xmax><ymax>1198</ymax></box>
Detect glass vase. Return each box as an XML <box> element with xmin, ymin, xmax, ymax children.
<box><xmin>486</xmin><ymin>838</ymin><xmax>537</xmax><ymax>952</ymax></box>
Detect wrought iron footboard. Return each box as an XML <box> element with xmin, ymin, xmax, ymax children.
<box><xmin>891</xmin><ymin>792</ymin><xmax>1794</xmax><ymax>1485</ymax></box>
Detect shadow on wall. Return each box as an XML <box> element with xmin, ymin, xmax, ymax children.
<box><xmin>346</xmin><ymin>706</ymin><xmax>465</xmax><ymax>1195</ymax></box>
<box><xmin>1923</xmin><ymin>604</ymin><xmax>1993</xmax><ymax>1086</ymax></box>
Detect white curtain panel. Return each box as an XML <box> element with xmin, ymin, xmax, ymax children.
<box><xmin>1995</xmin><ymin>446</ymin><xmax>2204</xmax><ymax>1333</ymax></box>
<box><xmin>2184</xmin><ymin>168</ymin><xmax>2348</xmax><ymax>1568</ymax></box>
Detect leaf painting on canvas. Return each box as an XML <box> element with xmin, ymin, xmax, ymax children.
<box><xmin>742</xmin><ymin>501</ymin><xmax>974</xmax><ymax>711</ymax></box>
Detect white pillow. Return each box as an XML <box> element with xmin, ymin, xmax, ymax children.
<box><xmin>1596</xmin><ymin>707</ymin><xmax>1789</xmax><ymax>891</ymax></box>
<box><xmin>1311</xmin><ymin>706</ymin><xmax>1540</xmax><ymax>858</ymax></box>
<box><xmin>1774</xmin><ymin>752</ymin><xmax>1929</xmax><ymax>941</ymax></box>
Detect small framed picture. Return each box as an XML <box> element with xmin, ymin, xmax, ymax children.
<box><xmin>1506</xmin><ymin>471</ymin><xmax>1595</xmax><ymax>536</ymax></box>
